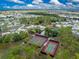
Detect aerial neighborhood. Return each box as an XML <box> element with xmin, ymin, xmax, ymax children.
<box><xmin>0</xmin><ymin>10</ymin><xmax>79</xmax><ymax>59</ymax></box>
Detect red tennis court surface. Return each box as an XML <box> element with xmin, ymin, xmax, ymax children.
<box><xmin>29</xmin><ymin>34</ymin><xmax>48</xmax><ymax>47</ymax></box>
<box><xmin>41</xmin><ymin>40</ymin><xmax>59</xmax><ymax>57</ymax></box>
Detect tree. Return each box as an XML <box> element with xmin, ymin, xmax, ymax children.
<box><xmin>3</xmin><ymin>46</ymin><xmax>23</xmax><ymax>59</ymax></box>
<box><xmin>45</xmin><ymin>27</ymin><xmax>59</xmax><ymax>37</ymax></box>
<box><xmin>19</xmin><ymin>17</ymin><xmax>29</xmax><ymax>25</ymax></box>
<box><xmin>0</xmin><ymin>37</ymin><xmax>3</xmax><ymax>43</ymax></box>
<box><xmin>56</xmin><ymin>27</ymin><xmax>79</xmax><ymax>59</ymax></box>
<box><xmin>12</xmin><ymin>33</ymin><xmax>22</xmax><ymax>42</ymax></box>
<box><xmin>19</xmin><ymin>31</ymin><xmax>30</xmax><ymax>42</ymax></box>
<box><xmin>2</xmin><ymin>34</ymin><xmax>13</xmax><ymax>43</ymax></box>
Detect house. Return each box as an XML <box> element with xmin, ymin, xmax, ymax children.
<box><xmin>72</xmin><ymin>22</ymin><xmax>79</xmax><ymax>38</ymax></box>
<box><xmin>26</xmin><ymin>25</ymin><xmax>45</xmax><ymax>30</ymax></box>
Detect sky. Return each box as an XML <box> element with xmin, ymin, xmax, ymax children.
<box><xmin>0</xmin><ymin>0</ymin><xmax>79</xmax><ymax>11</ymax></box>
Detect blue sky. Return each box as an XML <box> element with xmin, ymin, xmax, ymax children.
<box><xmin>0</xmin><ymin>0</ymin><xmax>79</xmax><ymax>10</ymax></box>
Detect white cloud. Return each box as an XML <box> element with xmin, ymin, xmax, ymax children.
<box><xmin>65</xmin><ymin>0</ymin><xmax>79</xmax><ymax>7</ymax></box>
<box><xmin>3</xmin><ymin>0</ymin><xmax>79</xmax><ymax>10</ymax></box>
<box><xmin>32</xmin><ymin>0</ymin><xmax>43</xmax><ymax>4</ymax></box>
<box><xmin>72</xmin><ymin>0</ymin><xmax>79</xmax><ymax>2</ymax></box>
<box><xmin>4</xmin><ymin>5</ymin><xmax>42</xmax><ymax>9</ymax></box>
<box><xmin>27</xmin><ymin>4</ymin><xmax>33</xmax><ymax>7</ymax></box>
<box><xmin>11</xmin><ymin>5</ymin><xmax>27</xmax><ymax>9</ymax></box>
<box><xmin>66</xmin><ymin>3</ymin><xmax>73</xmax><ymax>6</ymax></box>
<box><xmin>66</xmin><ymin>3</ymin><xmax>73</xmax><ymax>8</ymax></box>
<box><xmin>49</xmin><ymin>0</ymin><xmax>65</xmax><ymax>6</ymax></box>
<box><xmin>8</xmin><ymin>0</ymin><xmax>25</xmax><ymax>4</ymax></box>
<box><xmin>3</xmin><ymin>6</ymin><xmax>11</xmax><ymax>8</ymax></box>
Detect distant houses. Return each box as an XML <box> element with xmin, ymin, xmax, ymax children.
<box><xmin>0</xmin><ymin>12</ymin><xmax>43</xmax><ymax>36</ymax></box>
<box><xmin>55</xmin><ymin>22</ymin><xmax>72</xmax><ymax>28</ymax></box>
<box><xmin>72</xmin><ymin>22</ymin><xmax>79</xmax><ymax>38</ymax></box>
